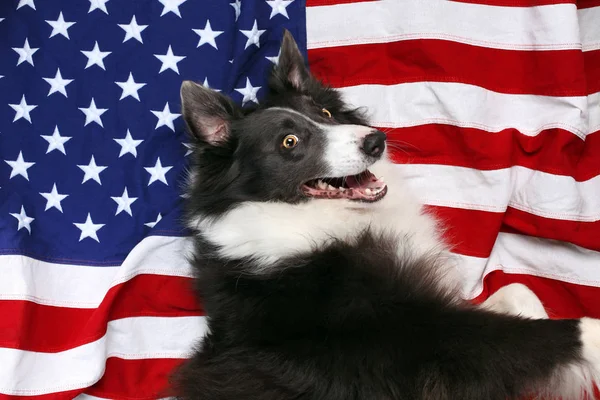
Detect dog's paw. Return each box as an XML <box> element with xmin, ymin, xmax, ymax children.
<box><xmin>480</xmin><ymin>283</ymin><xmax>548</xmax><ymax>319</ymax></box>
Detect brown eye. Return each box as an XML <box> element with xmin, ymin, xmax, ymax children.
<box><xmin>282</xmin><ymin>134</ymin><xmax>299</xmax><ymax>149</ymax></box>
<box><xmin>322</xmin><ymin>108</ymin><xmax>332</xmax><ymax>118</ymax></box>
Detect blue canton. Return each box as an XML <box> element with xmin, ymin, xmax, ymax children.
<box><xmin>0</xmin><ymin>0</ymin><xmax>307</xmax><ymax>265</ymax></box>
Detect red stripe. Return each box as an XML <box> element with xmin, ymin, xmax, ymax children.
<box><xmin>385</xmin><ymin>124</ymin><xmax>600</xmax><ymax>181</ymax></box>
<box><xmin>306</xmin><ymin>0</ymin><xmax>377</xmax><ymax>6</ymax></box>
<box><xmin>425</xmin><ymin>205</ymin><xmax>600</xmax><ymax>258</ymax></box>
<box><xmin>584</xmin><ymin>50</ymin><xmax>600</xmax><ymax>93</ymax></box>
<box><xmin>0</xmin><ymin>390</ymin><xmax>83</xmax><ymax>400</ymax></box>
<box><xmin>424</xmin><ymin>206</ymin><xmax>502</xmax><ymax>258</ymax></box>
<box><xmin>578</xmin><ymin>0</ymin><xmax>600</xmax><ymax>8</ymax></box>
<box><xmin>474</xmin><ymin>270</ymin><xmax>600</xmax><ymax>319</ymax></box>
<box><xmin>308</xmin><ymin>40</ymin><xmax>586</xmax><ymax>96</ymax></box>
<box><xmin>501</xmin><ymin>207</ymin><xmax>600</xmax><ymax>252</ymax></box>
<box><xmin>85</xmin><ymin>357</ymin><xmax>184</xmax><ymax>400</ymax></box>
<box><xmin>0</xmin><ymin>274</ymin><xmax>203</xmax><ymax>352</ymax></box>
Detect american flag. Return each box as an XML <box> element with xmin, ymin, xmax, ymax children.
<box><xmin>0</xmin><ymin>0</ymin><xmax>598</xmax><ymax>398</ymax></box>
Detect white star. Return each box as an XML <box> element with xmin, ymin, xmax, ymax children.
<box><xmin>158</xmin><ymin>0</ymin><xmax>186</xmax><ymax>17</ymax></box>
<box><xmin>266</xmin><ymin>48</ymin><xmax>281</xmax><ymax>65</ymax></box>
<box><xmin>118</xmin><ymin>15</ymin><xmax>148</xmax><ymax>43</ymax></box>
<box><xmin>230</xmin><ymin>0</ymin><xmax>241</xmax><ymax>21</ymax></box>
<box><xmin>151</xmin><ymin>103</ymin><xmax>180</xmax><ymax>131</ymax></box>
<box><xmin>235</xmin><ymin>78</ymin><xmax>261</xmax><ymax>105</ymax></box>
<box><xmin>5</xmin><ymin>151</ymin><xmax>35</xmax><ymax>181</ymax></box>
<box><xmin>9</xmin><ymin>95</ymin><xmax>37</xmax><ymax>123</ymax></box>
<box><xmin>115</xmin><ymin>73</ymin><xmax>146</xmax><ymax>101</ymax></box>
<box><xmin>183</xmin><ymin>142</ymin><xmax>193</xmax><ymax>156</ymax></box>
<box><xmin>145</xmin><ymin>213</ymin><xmax>162</xmax><ymax>228</ymax></box>
<box><xmin>192</xmin><ymin>20</ymin><xmax>224</xmax><ymax>49</ymax></box>
<box><xmin>43</xmin><ymin>68</ymin><xmax>73</xmax><ymax>97</ymax></box>
<box><xmin>145</xmin><ymin>158</ymin><xmax>173</xmax><ymax>186</ymax></box>
<box><xmin>10</xmin><ymin>206</ymin><xmax>34</xmax><ymax>234</ymax></box>
<box><xmin>81</xmin><ymin>41</ymin><xmax>111</xmax><ymax>70</ymax></box>
<box><xmin>41</xmin><ymin>126</ymin><xmax>71</xmax><ymax>155</ymax></box>
<box><xmin>78</xmin><ymin>156</ymin><xmax>107</xmax><ymax>184</ymax></box>
<box><xmin>40</xmin><ymin>183</ymin><xmax>68</xmax><ymax>212</ymax></box>
<box><xmin>79</xmin><ymin>98</ymin><xmax>108</xmax><ymax>127</ymax></box>
<box><xmin>88</xmin><ymin>0</ymin><xmax>109</xmax><ymax>14</ymax></box>
<box><xmin>111</xmin><ymin>187</ymin><xmax>138</xmax><ymax>216</ymax></box>
<box><xmin>114</xmin><ymin>130</ymin><xmax>143</xmax><ymax>157</ymax></box>
<box><xmin>154</xmin><ymin>45</ymin><xmax>185</xmax><ymax>74</ymax></box>
<box><xmin>17</xmin><ymin>0</ymin><xmax>35</xmax><ymax>10</ymax></box>
<box><xmin>12</xmin><ymin>38</ymin><xmax>39</xmax><ymax>66</ymax></box>
<box><xmin>240</xmin><ymin>20</ymin><xmax>265</xmax><ymax>49</ymax></box>
<box><xmin>202</xmin><ymin>77</ymin><xmax>220</xmax><ymax>92</ymax></box>
<box><xmin>266</xmin><ymin>0</ymin><xmax>293</xmax><ymax>19</ymax></box>
<box><xmin>73</xmin><ymin>213</ymin><xmax>104</xmax><ymax>242</ymax></box>
<box><xmin>46</xmin><ymin>12</ymin><xmax>76</xmax><ymax>39</ymax></box>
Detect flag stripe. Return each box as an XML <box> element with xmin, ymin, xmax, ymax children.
<box><xmin>395</xmin><ymin>164</ymin><xmax>600</xmax><ymax>221</ymax></box>
<box><xmin>0</xmin><ymin>235</ymin><xmax>193</xmax><ymax>308</ymax></box>
<box><xmin>450</xmin><ymin>0</ymin><xmax>573</xmax><ymax>6</ymax></box>
<box><xmin>0</xmin><ymin>316</ymin><xmax>206</xmax><ymax>396</ymax></box>
<box><xmin>0</xmin><ymin>275</ymin><xmax>201</xmax><ymax>353</ymax></box>
<box><xmin>338</xmin><ymin>82</ymin><xmax>590</xmax><ymax>137</ymax></box>
<box><xmin>585</xmin><ymin>50</ymin><xmax>600</xmax><ymax>92</ymax></box>
<box><xmin>84</xmin><ymin>358</ymin><xmax>183</xmax><ymax>400</ymax></box>
<box><xmin>477</xmin><ymin>270</ymin><xmax>600</xmax><ymax>319</ymax></box>
<box><xmin>580</xmin><ymin>5</ymin><xmax>600</xmax><ymax>51</ymax></box>
<box><xmin>385</xmin><ymin>125</ymin><xmax>600</xmax><ymax>180</ymax></box>
<box><xmin>308</xmin><ymin>40</ymin><xmax>586</xmax><ymax>96</ymax></box>
<box><xmin>458</xmin><ymin>232</ymin><xmax>600</xmax><ymax>299</ymax></box>
<box><xmin>307</xmin><ymin>0</ymin><xmax>581</xmax><ymax>51</ymax></box>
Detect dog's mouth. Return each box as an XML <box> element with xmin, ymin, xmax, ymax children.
<box><xmin>301</xmin><ymin>170</ymin><xmax>387</xmax><ymax>202</ymax></box>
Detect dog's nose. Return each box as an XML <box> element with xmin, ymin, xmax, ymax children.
<box><xmin>361</xmin><ymin>130</ymin><xmax>386</xmax><ymax>157</ymax></box>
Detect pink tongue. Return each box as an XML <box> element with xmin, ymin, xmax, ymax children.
<box><xmin>346</xmin><ymin>172</ymin><xmax>382</xmax><ymax>189</ymax></box>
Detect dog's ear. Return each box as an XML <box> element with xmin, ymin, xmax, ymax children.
<box><xmin>270</xmin><ymin>30</ymin><xmax>312</xmax><ymax>92</ymax></box>
<box><xmin>180</xmin><ymin>81</ymin><xmax>240</xmax><ymax>146</ymax></box>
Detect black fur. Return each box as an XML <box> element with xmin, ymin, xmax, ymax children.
<box><xmin>172</xmin><ymin>31</ymin><xmax>586</xmax><ymax>399</ymax></box>
<box><xmin>172</xmin><ymin>233</ymin><xmax>581</xmax><ymax>400</ymax></box>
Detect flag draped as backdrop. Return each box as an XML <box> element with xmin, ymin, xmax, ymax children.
<box><xmin>0</xmin><ymin>0</ymin><xmax>599</xmax><ymax>399</ymax></box>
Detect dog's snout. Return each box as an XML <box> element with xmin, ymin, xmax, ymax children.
<box><xmin>361</xmin><ymin>130</ymin><xmax>386</xmax><ymax>157</ymax></box>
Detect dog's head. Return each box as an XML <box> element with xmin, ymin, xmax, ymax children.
<box><xmin>181</xmin><ymin>31</ymin><xmax>387</xmax><ymax>216</ymax></box>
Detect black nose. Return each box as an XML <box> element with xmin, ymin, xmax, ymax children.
<box><xmin>361</xmin><ymin>130</ymin><xmax>386</xmax><ymax>157</ymax></box>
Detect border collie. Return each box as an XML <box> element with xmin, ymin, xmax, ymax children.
<box><xmin>172</xmin><ymin>31</ymin><xmax>600</xmax><ymax>399</ymax></box>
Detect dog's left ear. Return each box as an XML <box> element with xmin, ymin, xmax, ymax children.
<box><xmin>180</xmin><ymin>81</ymin><xmax>241</xmax><ymax>147</ymax></box>
<box><xmin>269</xmin><ymin>30</ymin><xmax>312</xmax><ymax>92</ymax></box>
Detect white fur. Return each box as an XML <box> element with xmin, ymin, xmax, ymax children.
<box><xmin>188</xmin><ymin>158</ymin><xmax>449</xmax><ymax>275</ymax></box>
<box><xmin>480</xmin><ymin>283</ymin><xmax>549</xmax><ymax>319</ymax></box>
<box><xmin>267</xmin><ymin>107</ymin><xmax>379</xmax><ymax>177</ymax></box>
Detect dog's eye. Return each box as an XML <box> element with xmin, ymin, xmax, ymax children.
<box><xmin>282</xmin><ymin>135</ymin><xmax>299</xmax><ymax>149</ymax></box>
<box><xmin>321</xmin><ymin>108</ymin><xmax>332</xmax><ymax>118</ymax></box>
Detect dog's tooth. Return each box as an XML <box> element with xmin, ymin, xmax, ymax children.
<box><xmin>317</xmin><ymin>180</ymin><xmax>327</xmax><ymax>190</ymax></box>
<box><xmin>365</xmin><ymin>188</ymin><xmax>372</xmax><ymax>195</ymax></box>
<box><xmin>327</xmin><ymin>184</ymin><xmax>336</xmax><ymax>190</ymax></box>
<box><xmin>339</xmin><ymin>187</ymin><xmax>346</xmax><ymax>192</ymax></box>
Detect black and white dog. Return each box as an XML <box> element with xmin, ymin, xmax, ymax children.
<box><xmin>172</xmin><ymin>31</ymin><xmax>600</xmax><ymax>399</ymax></box>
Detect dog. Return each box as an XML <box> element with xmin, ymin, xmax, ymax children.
<box><xmin>171</xmin><ymin>30</ymin><xmax>600</xmax><ymax>400</ymax></box>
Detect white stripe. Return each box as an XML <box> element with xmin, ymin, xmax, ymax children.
<box><xmin>589</xmin><ymin>92</ymin><xmax>600</xmax><ymax>133</ymax></box>
<box><xmin>338</xmin><ymin>81</ymin><xmax>589</xmax><ymax>138</ymax></box>
<box><xmin>307</xmin><ymin>0</ymin><xmax>580</xmax><ymax>51</ymax></box>
<box><xmin>0</xmin><ymin>235</ymin><xmax>194</xmax><ymax>308</ymax></box>
<box><xmin>0</xmin><ymin>316</ymin><xmax>206</xmax><ymax>395</ymax></box>
<box><xmin>396</xmin><ymin>164</ymin><xmax>600</xmax><ymax>222</ymax></box>
<box><xmin>580</xmin><ymin>6</ymin><xmax>600</xmax><ymax>52</ymax></box>
<box><xmin>458</xmin><ymin>233</ymin><xmax>600</xmax><ymax>299</ymax></box>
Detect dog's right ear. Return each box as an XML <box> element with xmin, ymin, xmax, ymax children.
<box><xmin>180</xmin><ymin>80</ymin><xmax>240</xmax><ymax>146</ymax></box>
